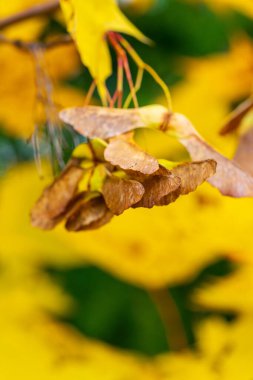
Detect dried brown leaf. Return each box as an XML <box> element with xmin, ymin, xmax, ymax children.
<box><xmin>183</xmin><ymin>136</ymin><xmax>253</xmax><ymax>197</ymax></box>
<box><xmin>104</xmin><ymin>138</ymin><xmax>159</xmax><ymax>175</ymax></box>
<box><xmin>168</xmin><ymin>113</ymin><xmax>253</xmax><ymax>198</ymax></box>
<box><xmin>149</xmin><ymin>161</ymin><xmax>216</xmax><ymax>206</ymax></box>
<box><xmin>156</xmin><ymin>187</ymin><xmax>182</xmax><ymax>206</ymax></box>
<box><xmin>103</xmin><ymin>176</ymin><xmax>145</xmax><ymax>215</ymax></box>
<box><xmin>234</xmin><ymin>127</ymin><xmax>253</xmax><ymax>176</ymax></box>
<box><xmin>220</xmin><ymin>98</ymin><xmax>253</xmax><ymax>135</ymax></box>
<box><xmin>133</xmin><ymin>172</ymin><xmax>181</xmax><ymax>209</ymax></box>
<box><xmin>31</xmin><ymin>165</ymin><xmax>84</xmax><ymax>230</ymax></box>
<box><xmin>65</xmin><ymin>197</ymin><xmax>113</xmax><ymax>231</ymax></box>
<box><xmin>59</xmin><ymin>105</ymin><xmax>167</xmax><ymax>139</ymax></box>
<box><xmin>171</xmin><ymin>160</ymin><xmax>217</xmax><ymax>195</ymax></box>
<box><xmin>126</xmin><ymin>164</ymin><xmax>169</xmax><ymax>182</ymax></box>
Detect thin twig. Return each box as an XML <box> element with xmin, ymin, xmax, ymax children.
<box><xmin>0</xmin><ymin>0</ymin><xmax>59</xmax><ymax>30</ymax></box>
<box><xmin>149</xmin><ymin>288</ymin><xmax>188</xmax><ymax>352</ymax></box>
<box><xmin>43</xmin><ymin>35</ymin><xmax>73</xmax><ymax>49</ymax></box>
<box><xmin>0</xmin><ymin>33</ymin><xmax>72</xmax><ymax>51</ymax></box>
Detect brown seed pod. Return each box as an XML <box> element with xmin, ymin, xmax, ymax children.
<box><xmin>171</xmin><ymin>160</ymin><xmax>217</xmax><ymax>195</ymax></box>
<box><xmin>66</xmin><ymin>197</ymin><xmax>114</xmax><ymax>231</ymax></box>
<box><xmin>102</xmin><ymin>176</ymin><xmax>145</xmax><ymax>215</ymax></box>
<box><xmin>59</xmin><ymin>105</ymin><xmax>168</xmax><ymax>139</ymax></box>
<box><xmin>168</xmin><ymin>113</ymin><xmax>253</xmax><ymax>198</ymax></box>
<box><xmin>104</xmin><ymin>138</ymin><xmax>159</xmax><ymax>175</ymax></box>
<box><xmin>234</xmin><ymin>127</ymin><xmax>253</xmax><ymax>177</ymax></box>
<box><xmin>31</xmin><ymin>164</ymin><xmax>84</xmax><ymax>230</ymax></box>
<box><xmin>133</xmin><ymin>172</ymin><xmax>181</xmax><ymax>209</ymax></box>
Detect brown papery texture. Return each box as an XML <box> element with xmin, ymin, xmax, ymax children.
<box><xmin>60</xmin><ymin>106</ymin><xmax>145</xmax><ymax>139</ymax></box>
<box><xmin>220</xmin><ymin>98</ymin><xmax>253</xmax><ymax>135</ymax></box>
<box><xmin>65</xmin><ymin>197</ymin><xmax>113</xmax><ymax>231</ymax></box>
<box><xmin>234</xmin><ymin>127</ymin><xmax>253</xmax><ymax>176</ymax></box>
<box><xmin>134</xmin><ymin>173</ymin><xmax>181</xmax><ymax>209</ymax></box>
<box><xmin>30</xmin><ymin>164</ymin><xmax>84</xmax><ymax>230</ymax></box>
<box><xmin>103</xmin><ymin>176</ymin><xmax>145</xmax><ymax>215</ymax></box>
<box><xmin>169</xmin><ymin>113</ymin><xmax>253</xmax><ymax>198</ymax></box>
<box><xmin>171</xmin><ymin>160</ymin><xmax>217</xmax><ymax>195</ymax></box>
<box><xmin>104</xmin><ymin>138</ymin><xmax>159</xmax><ymax>174</ymax></box>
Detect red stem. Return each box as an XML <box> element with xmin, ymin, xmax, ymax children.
<box><xmin>107</xmin><ymin>32</ymin><xmax>139</xmax><ymax>108</ymax></box>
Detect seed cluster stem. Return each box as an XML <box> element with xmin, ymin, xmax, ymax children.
<box><xmin>0</xmin><ymin>34</ymin><xmax>72</xmax><ymax>51</ymax></box>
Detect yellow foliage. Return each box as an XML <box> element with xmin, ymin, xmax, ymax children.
<box><xmin>0</xmin><ymin>272</ymin><xmax>71</xmax><ymax>324</ymax></box>
<box><xmin>171</xmin><ymin>37</ymin><xmax>253</xmax><ymax>156</ymax></box>
<box><xmin>1</xmin><ymin>2</ymin><xmax>253</xmax><ymax>378</ymax></box>
<box><xmin>0</xmin><ymin>318</ymin><xmax>160</xmax><ymax>380</ymax></box>
<box><xmin>0</xmin><ymin>257</ymin><xmax>160</xmax><ymax>380</ymax></box>
<box><xmin>0</xmin><ymin>0</ymin><xmax>51</xmax><ymax>40</ymax></box>
<box><xmin>157</xmin><ymin>317</ymin><xmax>253</xmax><ymax>380</ymax></box>
<box><xmin>1</xmin><ymin>162</ymin><xmax>253</xmax><ymax>289</ymax></box>
<box><xmin>196</xmin><ymin>317</ymin><xmax>253</xmax><ymax>380</ymax></box>
<box><xmin>157</xmin><ymin>353</ymin><xmax>217</xmax><ymax>380</ymax></box>
<box><xmin>0</xmin><ymin>44</ymin><xmax>83</xmax><ymax>138</ymax></box>
<box><xmin>45</xmin><ymin>44</ymin><xmax>81</xmax><ymax>80</ymax></box>
<box><xmin>2</xmin><ymin>259</ymin><xmax>253</xmax><ymax>380</ymax></box>
<box><xmin>60</xmin><ymin>0</ymin><xmax>148</xmax><ymax>101</ymax></box>
<box><xmin>193</xmin><ymin>265</ymin><xmax>253</xmax><ymax>314</ymax></box>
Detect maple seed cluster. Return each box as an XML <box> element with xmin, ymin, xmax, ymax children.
<box><xmin>59</xmin><ymin>104</ymin><xmax>253</xmax><ymax>198</ymax></box>
<box><xmin>31</xmin><ymin>132</ymin><xmax>216</xmax><ymax>232</ymax></box>
<box><xmin>31</xmin><ymin>99</ymin><xmax>253</xmax><ymax>232</ymax></box>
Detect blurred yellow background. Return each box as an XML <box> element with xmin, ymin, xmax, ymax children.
<box><xmin>1</xmin><ymin>0</ymin><xmax>253</xmax><ymax>379</ymax></box>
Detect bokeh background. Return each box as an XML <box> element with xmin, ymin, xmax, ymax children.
<box><xmin>1</xmin><ymin>0</ymin><xmax>253</xmax><ymax>378</ymax></box>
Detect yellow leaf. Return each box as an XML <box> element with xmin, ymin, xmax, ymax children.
<box><xmin>170</xmin><ymin>36</ymin><xmax>253</xmax><ymax>157</ymax></box>
<box><xmin>73</xmin><ymin>143</ymin><xmax>94</xmax><ymax>160</ymax></box>
<box><xmin>193</xmin><ymin>265</ymin><xmax>253</xmax><ymax>314</ymax></box>
<box><xmin>158</xmin><ymin>159</ymin><xmax>180</xmax><ymax>170</ymax></box>
<box><xmin>0</xmin><ymin>0</ymin><xmax>48</xmax><ymax>40</ymax></box>
<box><xmin>0</xmin><ymin>263</ymin><xmax>160</xmax><ymax>380</ymax></box>
<box><xmin>91</xmin><ymin>138</ymin><xmax>108</xmax><ymax>161</ymax></box>
<box><xmin>196</xmin><ymin>317</ymin><xmax>253</xmax><ymax>380</ymax></box>
<box><xmin>0</xmin><ymin>44</ymin><xmax>83</xmax><ymax>138</ymax></box>
<box><xmin>156</xmin><ymin>353</ymin><xmax>217</xmax><ymax>380</ymax></box>
<box><xmin>0</xmin><ymin>307</ymin><xmax>159</xmax><ymax>380</ymax></box>
<box><xmin>158</xmin><ymin>317</ymin><xmax>253</xmax><ymax>380</ymax></box>
<box><xmin>60</xmin><ymin>0</ymin><xmax>148</xmax><ymax>100</ymax></box>
<box><xmin>90</xmin><ymin>164</ymin><xmax>107</xmax><ymax>192</ymax></box>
